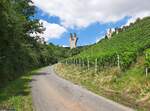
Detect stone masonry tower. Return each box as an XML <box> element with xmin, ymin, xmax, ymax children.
<box><xmin>70</xmin><ymin>33</ymin><xmax>78</xmax><ymax>49</ymax></box>
<box><xmin>106</xmin><ymin>28</ymin><xmax>113</xmax><ymax>39</ymax></box>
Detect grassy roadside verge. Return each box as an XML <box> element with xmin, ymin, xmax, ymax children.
<box><xmin>54</xmin><ymin>57</ymin><xmax>150</xmax><ymax>111</ymax></box>
<box><xmin>0</xmin><ymin>71</ymin><xmax>37</xmax><ymax>111</ymax></box>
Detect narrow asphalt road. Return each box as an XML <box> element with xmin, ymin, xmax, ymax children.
<box><xmin>31</xmin><ymin>66</ymin><xmax>134</xmax><ymax>111</ymax></box>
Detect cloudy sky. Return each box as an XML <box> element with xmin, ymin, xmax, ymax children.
<box><xmin>32</xmin><ymin>0</ymin><xmax>150</xmax><ymax>46</ymax></box>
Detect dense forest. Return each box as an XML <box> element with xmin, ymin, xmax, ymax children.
<box><xmin>0</xmin><ymin>0</ymin><xmax>45</xmax><ymax>85</ymax></box>
<box><xmin>0</xmin><ymin>0</ymin><xmax>81</xmax><ymax>86</ymax></box>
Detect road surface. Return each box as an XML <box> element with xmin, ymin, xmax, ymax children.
<box><xmin>31</xmin><ymin>66</ymin><xmax>134</xmax><ymax>111</ymax></box>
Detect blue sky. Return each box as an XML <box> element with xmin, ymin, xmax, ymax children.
<box><xmin>34</xmin><ymin>8</ymin><xmax>130</xmax><ymax>46</ymax></box>
<box><xmin>32</xmin><ymin>0</ymin><xmax>150</xmax><ymax>47</ymax></box>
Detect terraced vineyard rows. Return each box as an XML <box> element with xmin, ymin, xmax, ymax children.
<box><xmin>63</xmin><ymin>17</ymin><xmax>150</xmax><ymax>71</ymax></box>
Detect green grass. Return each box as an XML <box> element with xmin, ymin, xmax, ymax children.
<box><xmin>0</xmin><ymin>71</ymin><xmax>36</xmax><ymax>111</ymax></box>
<box><xmin>56</xmin><ymin>17</ymin><xmax>150</xmax><ymax>111</ymax></box>
<box><xmin>55</xmin><ymin>56</ymin><xmax>150</xmax><ymax>111</ymax></box>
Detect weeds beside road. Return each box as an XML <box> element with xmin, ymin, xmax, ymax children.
<box><xmin>55</xmin><ymin>57</ymin><xmax>150</xmax><ymax>111</ymax></box>
<box><xmin>0</xmin><ymin>71</ymin><xmax>37</xmax><ymax>111</ymax></box>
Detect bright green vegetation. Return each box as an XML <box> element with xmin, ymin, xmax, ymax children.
<box><xmin>65</xmin><ymin>17</ymin><xmax>150</xmax><ymax>70</ymax></box>
<box><xmin>48</xmin><ymin>43</ymin><xmax>91</xmax><ymax>63</ymax></box>
<box><xmin>0</xmin><ymin>71</ymin><xmax>36</xmax><ymax>111</ymax></box>
<box><xmin>0</xmin><ymin>0</ymin><xmax>74</xmax><ymax>86</ymax></box>
<box><xmin>0</xmin><ymin>0</ymin><xmax>47</xmax><ymax>85</ymax></box>
<box><xmin>55</xmin><ymin>56</ymin><xmax>150</xmax><ymax>111</ymax></box>
<box><xmin>57</xmin><ymin>17</ymin><xmax>150</xmax><ymax>111</ymax></box>
<box><xmin>145</xmin><ymin>49</ymin><xmax>150</xmax><ymax>69</ymax></box>
<box><xmin>0</xmin><ymin>0</ymin><xmax>85</xmax><ymax>110</ymax></box>
<box><xmin>0</xmin><ymin>1</ymin><xmax>86</xmax><ymax>111</ymax></box>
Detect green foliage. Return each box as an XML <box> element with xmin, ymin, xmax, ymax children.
<box><xmin>68</xmin><ymin>48</ymin><xmax>81</xmax><ymax>57</ymax></box>
<box><xmin>145</xmin><ymin>49</ymin><xmax>150</xmax><ymax>68</ymax></box>
<box><xmin>46</xmin><ymin>43</ymin><xmax>70</xmax><ymax>63</ymax></box>
<box><xmin>120</xmin><ymin>51</ymin><xmax>137</xmax><ymax>69</ymax></box>
<box><xmin>55</xmin><ymin>56</ymin><xmax>150</xmax><ymax>111</ymax></box>
<box><xmin>65</xmin><ymin>17</ymin><xmax>150</xmax><ymax>70</ymax></box>
<box><xmin>0</xmin><ymin>0</ymin><xmax>71</xmax><ymax>86</ymax></box>
<box><xmin>0</xmin><ymin>71</ymin><xmax>34</xmax><ymax>111</ymax></box>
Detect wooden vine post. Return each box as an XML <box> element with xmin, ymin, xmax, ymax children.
<box><xmin>146</xmin><ymin>67</ymin><xmax>148</xmax><ymax>77</ymax></box>
<box><xmin>79</xmin><ymin>59</ymin><xmax>80</xmax><ymax>66</ymax></box>
<box><xmin>74</xmin><ymin>59</ymin><xmax>76</xmax><ymax>66</ymax></box>
<box><xmin>146</xmin><ymin>53</ymin><xmax>148</xmax><ymax>76</ymax></box>
<box><xmin>75</xmin><ymin>59</ymin><xmax>77</xmax><ymax>65</ymax></box>
<box><xmin>74</xmin><ymin>59</ymin><xmax>76</xmax><ymax>65</ymax></box>
<box><xmin>117</xmin><ymin>55</ymin><xmax>120</xmax><ymax>68</ymax></box>
<box><xmin>79</xmin><ymin>59</ymin><xmax>81</xmax><ymax>67</ymax></box>
<box><xmin>80</xmin><ymin>59</ymin><xmax>82</xmax><ymax>67</ymax></box>
<box><xmin>82</xmin><ymin>58</ymin><xmax>85</xmax><ymax>68</ymax></box>
<box><xmin>87</xmin><ymin>58</ymin><xmax>90</xmax><ymax>70</ymax></box>
<box><xmin>95</xmin><ymin>58</ymin><xmax>98</xmax><ymax>73</ymax></box>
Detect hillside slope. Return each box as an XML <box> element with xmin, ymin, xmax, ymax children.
<box><xmin>55</xmin><ymin>55</ymin><xmax>150</xmax><ymax>111</ymax></box>
<box><xmin>56</xmin><ymin>17</ymin><xmax>150</xmax><ymax>111</ymax></box>
<box><xmin>65</xmin><ymin>17</ymin><xmax>150</xmax><ymax>70</ymax></box>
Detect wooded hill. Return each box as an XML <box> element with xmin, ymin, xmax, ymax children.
<box><xmin>0</xmin><ymin>0</ymin><xmax>75</xmax><ymax>86</ymax></box>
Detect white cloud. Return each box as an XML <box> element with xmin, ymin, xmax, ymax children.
<box><xmin>34</xmin><ymin>20</ymin><xmax>67</xmax><ymax>41</ymax></box>
<box><xmin>32</xmin><ymin>0</ymin><xmax>150</xmax><ymax>28</ymax></box>
<box><xmin>62</xmin><ymin>45</ymin><xmax>69</xmax><ymax>47</ymax></box>
<box><xmin>124</xmin><ymin>11</ymin><xmax>150</xmax><ymax>26</ymax></box>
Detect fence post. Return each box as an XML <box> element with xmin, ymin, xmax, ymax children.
<box><xmin>146</xmin><ymin>53</ymin><xmax>148</xmax><ymax>76</ymax></box>
<box><xmin>117</xmin><ymin>55</ymin><xmax>120</xmax><ymax>68</ymax></box>
<box><xmin>146</xmin><ymin>67</ymin><xmax>148</xmax><ymax>77</ymax></box>
<box><xmin>75</xmin><ymin>59</ymin><xmax>76</xmax><ymax>65</ymax></box>
<box><xmin>81</xmin><ymin>58</ymin><xmax>82</xmax><ymax>67</ymax></box>
<box><xmin>81</xmin><ymin>59</ymin><xmax>82</xmax><ymax>67</ymax></box>
<box><xmin>82</xmin><ymin>59</ymin><xmax>85</xmax><ymax>68</ymax></box>
<box><xmin>79</xmin><ymin>59</ymin><xmax>81</xmax><ymax>67</ymax></box>
<box><xmin>76</xmin><ymin>59</ymin><xmax>77</xmax><ymax>65</ymax></box>
<box><xmin>65</xmin><ymin>60</ymin><xmax>67</xmax><ymax>65</ymax></box>
<box><xmin>95</xmin><ymin>58</ymin><xmax>98</xmax><ymax>73</ymax></box>
<box><xmin>87</xmin><ymin>58</ymin><xmax>90</xmax><ymax>70</ymax></box>
<box><xmin>74</xmin><ymin>59</ymin><xmax>75</xmax><ymax>66</ymax></box>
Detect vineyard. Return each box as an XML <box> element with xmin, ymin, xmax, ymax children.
<box><xmin>56</xmin><ymin>17</ymin><xmax>150</xmax><ymax>110</ymax></box>
<box><xmin>145</xmin><ymin>49</ymin><xmax>150</xmax><ymax>75</ymax></box>
<box><xmin>62</xmin><ymin>17</ymin><xmax>150</xmax><ymax>72</ymax></box>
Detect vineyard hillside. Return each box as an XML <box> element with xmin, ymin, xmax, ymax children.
<box><xmin>56</xmin><ymin>17</ymin><xmax>150</xmax><ymax>111</ymax></box>
<box><xmin>66</xmin><ymin>17</ymin><xmax>150</xmax><ymax>70</ymax></box>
